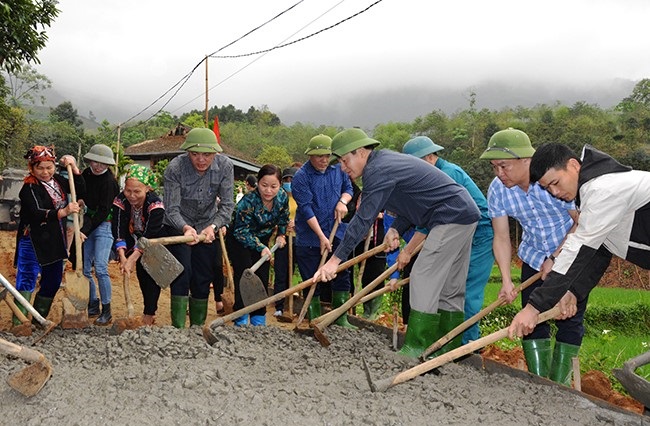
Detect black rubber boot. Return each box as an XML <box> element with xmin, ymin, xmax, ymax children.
<box><xmin>94</xmin><ymin>303</ymin><xmax>112</xmax><ymax>326</ymax></box>
<box><xmin>88</xmin><ymin>299</ymin><xmax>100</xmax><ymax>317</ymax></box>
<box><xmin>31</xmin><ymin>294</ymin><xmax>54</xmax><ymax>324</ymax></box>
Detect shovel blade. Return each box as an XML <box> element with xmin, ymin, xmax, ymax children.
<box><xmin>141</xmin><ymin>244</ymin><xmax>184</xmax><ymax>289</ymax></box>
<box><xmin>64</xmin><ymin>270</ymin><xmax>89</xmax><ymax>311</ymax></box>
<box><xmin>240</xmin><ymin>269</ymin><xmax>268</xmax><ymax>306</ymax></box>
<box><xmin>7</xmin><ymin>360</ymin><xmax>53</xmax><ymax>397</ymax></box>
<box><xmin>60</xmin><ymin>298</ymin><xmax>90</xmax><ymax>329</ymax></box>
<box><xmin>613</xmin><ymin>367</ymin><xmax>650</xmax><ymax>408</ymax></box>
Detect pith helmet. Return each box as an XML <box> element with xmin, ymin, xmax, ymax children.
<box><xmin>304</xmin><ymin>134</ymin><xmax>332</xmax><ymax>155</ymax></box>
<box><xmin>331</xmin><ymin>128</ymin><xmax>380</xmax><ymax>158</ymax></box>
<box><xmin>84</xmin><ymin>144</ymin><xmax>116</xmax><ymax>165</ymax></box>
<box><xmin>402</xmin><ymin>136</ymin><xmax>444</xmax><ymax>158</ymax></box>
<box><xmin>180</xmin><ymin>128</ymin><xmax>223</xmax><ymax>153</ymax></box>
<box><xmin>480</xmin><ymin>128</ymin><xmax>535</xmax><ymax>160</ymax></box>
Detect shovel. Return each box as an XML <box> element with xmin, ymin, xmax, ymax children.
<box><xmin>218</xmin><ymin>232</ymin><xmax>234</xmax><ymax>290</ymax></box>
<box><xmin>363</xmin><ymin>305</ymin><xmax>562</xmax><ymax>392</ymax></box>
<box><xmin>202</xmin><ymin>243</ymin><xmax>388</xmax><ymax>345</ymax></box>
<box><xmin>239</xmin><ymin>242</ymin><xmax>280</xmax><ymax>306</ymax></box>
<box><xmin>0</xmin><ymin>337</ymin><xmax>53</xmax><ymax>397</ymax></box>
<box><xmin>294</xmin><ymin>221</ymin><xmax>339</xmax><ymax>328</ymax></box>
<box><xmin>136</xmin><ymin>235</ymin><xmax>199</xmax><ymax>289</ymax></box>
<box><xmin>419</xmin><ymin>271</ymin><xmax>542</xmax><ymax>360</ymax></box>
<box><xmin>613</xmin><ymin>350</ymin><xmax>650</xmax><ymax>410</ymax></box>
<box><xmin>0</xmin><ymin>273</ymin><xmax>57</xmax><ymax>345</ymax></box>
<box><xmin>110</xmin><ymin>274</ymin><xmax>140</xmax><ymax>335</ymax></box>
<box><xmin>0</xmin><ymin>289</ymin><xmax>32</xmax><ymax>337</ymax></box>
<box><xmin>61</xmin><ymin>164</ymin><xmax>90</xmax><ymax>329</ymax></box>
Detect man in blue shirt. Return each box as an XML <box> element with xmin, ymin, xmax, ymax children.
<box><xmin>480</xmin><ymin>128</ymin><xmax>579</xmax><ymax>385</ymax></box>
<box><xmin>291</xmin><ymin>134</ymin><xmax>354</xmax><ymax>325</ymax></box>
<box><xmin>403</xmin><ymin>136</ymin><xmax>494</xmax><ymax>348</ymax></box>
<box><xmin>314</xmin><ymin>128</ymin><xmax>480</xmax><ymax>358</ymax></box>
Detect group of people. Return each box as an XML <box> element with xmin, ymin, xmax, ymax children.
<box><xmin>12</xmin><ymin>124</ymin><xmax>650</xmax><ymax>388</ymax></box>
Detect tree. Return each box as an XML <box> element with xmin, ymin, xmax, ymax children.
<box><xmin>256</xmin><ymin>145</ymin><xmax>292</xmax><ymax>169</ymax></box>
<box><xmin>50</xmin><ymin>101</ymin><xmax>83</xmax><ymax>129</ymax></box>
<box><xmin>2</xmin><ymin>63</ymin><xmax>52</xmax><ymax>106</ymax></box>
<box><xmin>0</xmin><ymin>0</ymin><xmax>60</xmax><ymax>73</ymax></box>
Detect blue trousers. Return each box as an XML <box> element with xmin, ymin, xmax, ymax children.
<box><xmin>295</xmin><ymin>238</ymin><xmax>350</xmax><ymax>299</ymax></box>
<box><xmin>16</xmin><ymin>235</ymin><xmax>62</xmax><ymax>298</ymax></box>
<box><xmin>83</xmin><ymin>221</ymin><xmax>114</xmax><ymax>304</ymax></box>
<box><xmin>462</xmin><ymin>228</ymin><xmax>495</xmax><ymax>344</ymax></box>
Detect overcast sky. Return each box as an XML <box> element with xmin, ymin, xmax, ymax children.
<box><xmin>36</xmin><ymin>0</ymin><xmax>650</xmax><ymax>126</ymax></box>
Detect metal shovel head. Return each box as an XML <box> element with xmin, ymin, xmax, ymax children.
<box><xmin>613</xmin><ymin>350</ymin><xmax>650</xmax><ymax>409</ymax></box>
<box><xmin>141</xmin><ymin>244</ymin><xmax>184</xmax><ymax>289</ymax></box>
<box><xmin>63</xmin><ymin>270</ymin><xmax>89</xmax><ymax>311</ymax></box>
<box><xmin>240</xmin><ymin>269</ymin><xmax>268</xmax><ymax>306</ymax></box>
<box><xmin>7</xmin><ymin>359</ymin><xmax>53</xmax><ymax>397</ymax></box>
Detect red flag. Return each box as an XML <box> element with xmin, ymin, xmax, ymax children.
<box><xmin>213</xmin><ymin>116</ymin><xmax>221</xmax><ymax>145</ymax></box>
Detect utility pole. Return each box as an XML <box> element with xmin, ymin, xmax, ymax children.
<box><xmin>204</xmin><ymin>55</ymin><xmax>209</xmax><ymax>127</ymax></box>
<box><xmin>115</xmin><ymin>123</ymin><xmax>121</xmax><ymax>175</ymax></box>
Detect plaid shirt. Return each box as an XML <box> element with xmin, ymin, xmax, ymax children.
<box><xmin>487</xmin><ymin>177</ymin><xmax>575</xmax><ymax>270</ymax></box>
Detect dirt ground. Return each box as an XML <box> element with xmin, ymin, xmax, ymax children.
<box><xmin>0</xmin><ymin>230</ymin><xmax>646</xmax><ymax>424</ymax></box>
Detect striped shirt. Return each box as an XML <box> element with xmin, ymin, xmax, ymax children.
<box><xmin>487</xmin><ymin>177</ymin><xmax>575</xmax><ymax>270</ymax></box>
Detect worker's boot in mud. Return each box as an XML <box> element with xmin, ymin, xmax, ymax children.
<box><xmin>170</xmin><ymin>296</ymin><xmax>189</xmax><ymax>329</ymax></box>
<box><xmin>307</xmin><ymin>296</ymin><xmax>322</xmax><ymax>321</ymax></box>
<box><xmin>87</xmin><ymin>299</ymin><xmax>100</xmax><ymax>317</ymax></box>
<box><xmin>233</xmin><ymin>314</ymin><xmax>249</xmax><ymax>327</ymax></box>
<box><xmin>188</xmin><ymin>297</ymin><xmax>208</xmax><ymax>326</ymax></box>
<box><xmin>549</xmin><ymin>342</ymin><xmax>580</xmax><ymax>386</ymax></box>
<box><xmin>398</xmin><ymin>310</ymin><xmax>440</xmax><ymax>358</ymax></box>
<box><xmin>31</xmin><ymin>294</ymin><xmax>54</xmax><ymax>324</ymax></box>
<box><xmin>332</xmin><ymin>291</ymin><xmax>357</xmax><ymax>329</ymax></box>
<box><xmin>95</xmin><ymin>303</ymin><xmax>112</xmax><ymax>326</ymax></box>
<box><xmin>522</xmin><ymin>338</ymin><xmax>553</xmax><ymax>378</ymax></box>
<box><xmin>362</xmin><ymin>295</ymin><xmax>383</xmax><ymax>321</ymax></box>
<box><xmin>250</xmin><ymin>315</ymin><xmax>266</xmax><ymax>326</ymax></box>
<box><xmin>431</xmin><ymin>310</ymin><xmax>465</xmax><ymax>357</ymax></box>
<box><xmin>12</xmin><ymin>290</ymin><xmax>32</xmax><ymax>326</ymax></box>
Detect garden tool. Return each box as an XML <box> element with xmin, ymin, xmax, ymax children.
<box><xmin>363</xmin><ymin>306</ymin><xmax>561</xmax><ymax>392</ymax></box>
<box><xmin>239</xmin><ymin>242</ymin><xmax>280</xmax><ymax>306</ymax></box>
<box><xmin>420</xmin><ymin>271</ymin><xmax>542</xmax><ymax>360</ymax></box>
<box><xmin>355</xmin><ymin>230</ymin><xmax>373</xmax><ymax>295</ymax></box>
<box><xmin>0</xmin><ymin>289</ymin><xmax>32</xmax><ymax>337</ymax></box>
<box><xmin>613</xmin><ymin>350</ymin><xmax>650</xmax><ymax>412</ymax></box>
<box><xmin>110</xmin><ymin>274</ymin><xmax>140</xmax><ymax>334</ymax></box>
<box><xmin>218</xmin><ymin>231</ymin><xmax>234</xmax><ymax>290</ymax></box>
<box><xmin>0</xmin><ymin>337</ymin><xmax>53</xmax><ymax>397</ymax></box>
<box><xmin>61</xmin><ymin>163</ymin><xmax>90</xmax><ymax>329</ymax></box>
<box><xmin>136</xmin><ymin>235</ymin><xmax>201</xmax><ymax>289</ymax></box>
<box><xmin>202</xmin><ymin>243</ymin><xmax>388</xmax><ymax>345</ymax></box>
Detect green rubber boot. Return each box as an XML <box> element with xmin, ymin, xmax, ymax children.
<box><xmin>188</xmin><ymin>297</ymin><xmax>208</xmax><ymax>326</ymax></box>
<box><xmin>362</xmin><ymin>295</ymin><xmax>383</xmax><ymax>321</ymax></box>
<box><xmin>307</xmin><ymin>295</ymin><xmax>322</xmax><ymax>321</ymax></box>
<box><xmin>31</xmin><ymin>294</ymin><xmax>54</xmax><ymax>324</ymax></box>
<box><xmin>432</xmin><ymin>310</ymin><xmax>465</xmax><ymax>357</ymax></box>
<box><xmin>398</xmin><ymin>310</ymin><xmax>440</xmax><ymax>358</ymax></box>
<box><xmin>549</xmin><ymin>342</ymin><xmax>580</xmax><ymax>386</ymax></box>
<box><xmin>170</xmin><ymin>296</ymin><xmax>189</xmax><ymax>329</ymax></box>
<box><xmin>522</xmin><ymin>338</ymin><xmax>553</xmax><ymax>378</ymax></box>
<box><xmin>13</xmin><ymin>290</ymin><xmax>32</xmax><ymax>326</ymax></box>
<box><xmin>332</xmin><ymin>291</ymin><xmax>357</xmax><ymax>329</ymax></box>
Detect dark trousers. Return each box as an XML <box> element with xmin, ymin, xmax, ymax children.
<box><xmin>295</xmin><ymin>238</ymin><xmax>350</xmax><ymax>301</ymax></box>
<box><xmin>136</xmin><ymin>260</ymin><xmax>161</xmax><ymax>316</ymax></box>
<box><xmin>164</xmin><ymin>226</ymin><xmax>220</xmax><ymax>300</ymax></box>
<box><xmin>273</xmin><ymin>243</ymin><xmax>291</xmax><ymax>311</ymax></box>
<box><xmin>230</xmin><ymin>236</ymin><xmax>270</xmax><ymax>317</ymax></box>
<box><xmin>213</xmin><ymin>254</ymin><xmax>225</xmax><ymax>303</ymax></box>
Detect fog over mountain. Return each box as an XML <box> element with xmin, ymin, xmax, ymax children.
<box><xmin>43</xmin><ymin>78</ymin><xmax>636</xmax><ymax>131</ymax></box>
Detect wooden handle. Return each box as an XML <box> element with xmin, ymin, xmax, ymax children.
<box><xmin>249</xmin><ymin>242</ymin><xmax>281</xmax><ymax>273</ymax></box>
<box><xmin>0</xmin><ymin>273</ymin><xmax>47</xmax><ymax>325</ymax></box>
<box><xmin>420</xmin><ymin>271</ymin><xmax>542</xmax><ymax>358</ymax></box>
<box><xmin>0</xmin><ymin>338</ymin><xmax>46</xmax><ymax>363</ymax></box>
<box><xmin>207</xmin><ymin>242</ymin><xmax>389</xmax><ymax>328</ymax></box>
<box><xmin>66</xmin><ymin>164</ymin><xmax>83</xmax><ymax>274</ymax></box>
<box><xmin>218</xmin><ymin>232</ymin><xmax>234</xmax><ymax>287</ymax></box>
<box><xmin>123</xmin><ymin>274</ymin><xmax>134</xmax><ymax>318</ymax></box>
<box><xmin>358</xmin><ymin>277</ymin><xmax>410</xmax><ymax>305</ymax></box>
<box><xmin>4</xmin><ymin>297</ymin><xmax>29</xmax><ymax>324</ymax></box>
<box><xmin>140</xmin><ymin>234</ymin><xmax>206</xmax><ymax>247</ymax></box>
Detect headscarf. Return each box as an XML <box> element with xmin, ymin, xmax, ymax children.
<box><xmin>24</xmin><ymin>145</ymin><xmax>56</xmax><ymax>165</ymax></box>
<box><xmin>125</xmin><ymin>164</ymin><xmax>158</xmax><ymax>191</ymax></box>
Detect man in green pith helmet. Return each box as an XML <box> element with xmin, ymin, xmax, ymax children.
<box><xmin>313</xmin><ymin>128</ymin><xmax>480</xmax><ymax>358</ymax></box>
<box><xmin>162</xmin><ymin>128</ymin><xmax>234</xmax><ymax>328</ymax></box>
<box><xmin>480</xmin><ymin>128</ymin><xmax>581</xmax><ymax>385</ymax></box>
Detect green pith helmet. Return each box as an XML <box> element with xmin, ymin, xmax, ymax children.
<box><xmin>480</xmin><ymin>128</ymin><xmax>535</xmax><ymax>160</ymax></box>
<box><xmin>180</xmin><ymin>128</ymin><xmax>223</xmax><ymax>153</ymax></box>
<box><xmin>330</xmin><ymin>128</ymin><xmax>380</xmax><ymax>158</ymax></box>
<box><xmin>84</xmin><ymin>144</ymin><xmax>116</xmax><ymax>165</ymax></box>
<box><xmin>304</xmin><ymin>134</ymin><xmax>332</xmax><ymax>155</ymax></box>
<box><xmin>402</xmin><ymin>136</ymin><xmax>444</xmax><ymax>158</ymax></box>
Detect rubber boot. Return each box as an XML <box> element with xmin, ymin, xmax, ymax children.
<box><xmin>432</xmin><ymin>310</ymin><xmax>465</xmax><ymax>357</ymax></box>
<box><xmin>362</xmin><ymin>295</ymin><xmax>383</xmax><ymax>321</ymax></box>
<box><xmin>188</xmin><ymin>297</ymin><xmax>208</xmax><ymax>326</ymax></box>
<box><xmin>87</xmin><ymin>299</ymin><xmax>100</xmax><ymax>317</ymax></box>
<box><xmin>233</xmin><ymin>314</ymin><xmax>249</xmax><ymax>327</ymax></box>
<box><xmin>307</xmin><ymin>296</ymin><xmax>322</xmax><ymax>321</ymax></box>
<box><xmin>398</xmin><ymin>310</ymin><xmax>440</xmax><ymax>358</ymax></box>
<box><xmin>549</xmin><ymin>342</ymin><xmax>580</xmax><ymax>386</ymax></box>
<box><xmin>250</xmin><ymin>315</ymin><xmax>266</xmax><ymax>326</ymax></box>
<box><xmin>332</xmin><ymin>291</ymin><xmax>357</xmax><ymax>329</ymax></box>
<box><xmin>170</xmin><ymin>296</ymin><xmax>189</xmax><ymax>329</ymax></box>
<box><xmin>522</xmin><ymin>338</ymin><xmax>553</xmax><ymax>378</ymax></box>
<box><xmin>95</xmin><ymin>303</ymin><xmax>112</xmax><ymax>326</ymax></box>
<box><xmin>13</xmin><ymin>290</ymin><xmax>32</xmax><ymax>326</ymax></box>
<box><xmin>31</xmin><ymin>294</ymin><xmax>54</xmax><ymax>324</ymax></box>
